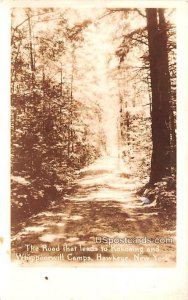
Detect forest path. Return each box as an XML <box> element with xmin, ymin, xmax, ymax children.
<box><xmin>12</xmin><ymin>156</ymin><xmax>176</xmax><ymax>267</ymax></box>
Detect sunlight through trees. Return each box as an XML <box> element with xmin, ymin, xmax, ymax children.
<box><xmin>11</xmin><ymin>7</ymin><xmax>176</xmax><ymax>224</ymax></box>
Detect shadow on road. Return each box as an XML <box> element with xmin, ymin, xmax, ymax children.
<box><xmin>11</xmin><ymin>156</ymin><xmax>176</xmax><ymax>266</ymax></box>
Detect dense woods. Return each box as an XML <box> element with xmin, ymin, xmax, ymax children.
<box><xmin>11</xmin><ymin>8</ymin><xmax>104</xmax><ymax>223</ymax></box>
<box><xmin>11</xmin><ymin>7</ymin><xmax>176</xmax><ymax>226</ymax></box>
<box><xmin>112</xmin><ymin>8</ymin><xmax>176</xmax><ymax>209</ymax></box>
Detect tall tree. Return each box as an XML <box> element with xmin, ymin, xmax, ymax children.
<box><xmin>146</xmin><ymin>8</ymin><xmax>172</xmax><ymax>184</ymax></box>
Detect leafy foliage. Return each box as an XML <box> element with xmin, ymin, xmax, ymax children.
<box><xmin>11</xmin><ymin>8</ymin><xmax>102</xmax><ymax>224</ymax></box>
<box><xmin>11</xmin><ymin>8</ymin><xmax>176</xmax><ymax>226</ymax></box>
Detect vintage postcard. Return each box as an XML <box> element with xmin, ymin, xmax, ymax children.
<box><xmin>10</xmin><ymin>3</ymin><xmax>177</xmax><ymax>267</ymax></box>
<box><xmin>0</xmin><ymin>0</ymin><xmax>188</xmax><ymax>298</ymax></box>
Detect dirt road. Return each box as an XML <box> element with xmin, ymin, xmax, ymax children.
<box><xmin>11</xmin><ymin>156</ymin><xmax>176</xmax><ymax>267</ymax></box>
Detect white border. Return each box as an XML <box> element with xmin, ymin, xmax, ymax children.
<box><xmin>0</xmin><ymin>1</ymin><xmax>188</xmax><ymax>300</ymax></box>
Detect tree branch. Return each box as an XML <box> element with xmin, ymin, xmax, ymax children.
<box><xmin>132</xmin><ymin>8</ymin><xmax>146</xmax><ymax>18</ymax></box>
<box><xmin>12</xmin><ymin>10</ymin><xmax>61</xmax><ymax>37</ymax></box>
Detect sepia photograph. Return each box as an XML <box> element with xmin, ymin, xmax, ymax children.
<box><xmin>1</xmin><ymin>0</ymin><xmax>188</xmax><ymax>300</ymax></box>
<box><xmin>10</xmin><ymin>6</ymin><xmax>177</xmax><ymax>267</ymax></box>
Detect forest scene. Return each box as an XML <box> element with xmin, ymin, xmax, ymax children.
<box><xmin>11</xmin><ymin>7</ymin><xmax>176</xmax><ymax>267</ymax></box>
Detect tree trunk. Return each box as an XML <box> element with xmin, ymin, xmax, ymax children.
<box><xmin>27</xmin><ymin>9</ymin><xmax>35</xmax><ymax>84</ymax></box>
<box><xmin>26</xmin><ymin>8</ymin><xmax>36</xmax><ymax>115</ymax></box>
<box><xmin>146</xmin><ymin>8</ymin><xmax>171</xmax><ymax>184</ymax></box>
